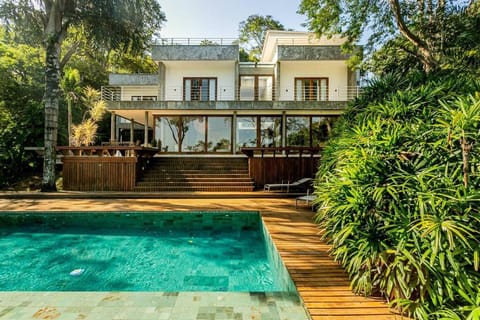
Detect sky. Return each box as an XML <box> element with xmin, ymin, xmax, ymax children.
<box><xmin>158</xmin><ymin>0</ymin><xmax>308</xmax><ymax>39</ymax></box>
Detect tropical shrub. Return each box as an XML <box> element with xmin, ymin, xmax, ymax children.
<box><xmin>314</xmin><ymin>73</ymin><xmax>480</xmax><ymax>319</ymax></box>
<box><xmin>70</xmin><ymin>87</ymin><xmax>107</xmax><ymax>146</ymax></box>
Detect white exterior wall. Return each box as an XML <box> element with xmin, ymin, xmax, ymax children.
<box><xmin>164</xmin><ymin>61</ymin><xmax>236</xmax><ymax>101</ymax></box>
<box><xmin>120</xmin><ymin>86</ymin><xmax>159</xmax><ymax>101</ymax></box>
<box><xmin>279</xmin><ymin>61</ymin><xmax>349</xmax><ymax>101</ymax></box>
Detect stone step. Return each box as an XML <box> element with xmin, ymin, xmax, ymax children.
<box><xmin>140</xmin><ymin>177</ymin><xmax>253</xmax><ymax>182</ymax></box>
<box><xmin>136</xmin><ymin>157</ymin><xmax>253</xmax><ymax>192</ymax></box>
<box><xmin>133</xmin><ymin>185</ymin><xmax>255</xmax><ymax>192</ymax></box>
<box><xmin>136</xmin><ymin>181</ymin><xmax>254</xmax><ymax>187</ymax></box>
<box><xmin>145</xmin><ymin>170</ymin><xmax>249</xmax><ymax>175</ymax></box>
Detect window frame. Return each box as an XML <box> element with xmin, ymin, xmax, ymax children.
<box><xmin>238</xmin><ymin>75</ymin><xmax>274</xmax><ymax>101</ymax></box>
<box><xmin>294</xmin><ymin>77</ymin><xmax>329</xmax><ymax>101</ymax></box>
<box><xmin>183</xmin><ymin>77</ymin><xmax>218</xmax><ymax>101</ymax></box>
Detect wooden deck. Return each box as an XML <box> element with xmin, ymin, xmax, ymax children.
<box><xmin>0</xmin><ymin>196</ymin><xmax>401</xmax><ymax>319</ymax></box>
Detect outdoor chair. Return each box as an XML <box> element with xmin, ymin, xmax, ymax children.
<box><xmin>295</xmin><ymin>189</ymin><xmax>316</xmax><ymax>210</ymax></box>
<box><xmin>263</xmin><ymin>177</ymin><xmax>312</xmax><ymax>192</ymax></box>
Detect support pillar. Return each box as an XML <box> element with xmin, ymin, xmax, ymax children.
<box><xmin>232</xmin><ymin>112</ymin><xmax>237</xmax><ymax>155</ymax></box>
<box><xmin>110</xmin><ymin>111</ymin><xmax>116</xmax><ymax>143</ymax></box>
<box><xmin>130</xmin><ymin>118</ymin><xmax>134</xmax><ymax>145</ymax></box>
<box><xmin>144</xmin><ymin>111</ymin><xmax>149</xmax><ymax>146</ymax></box>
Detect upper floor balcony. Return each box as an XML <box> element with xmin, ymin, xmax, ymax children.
<box><xmin>101</xmin><ymin>84</ymin><xmax>361</xmax><ymax>112</ymax></box>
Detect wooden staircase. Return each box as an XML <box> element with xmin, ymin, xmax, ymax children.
<box><xmin>134</xmin><ymin>157</ymin><xmax>255</xmax><ymax>192</ymax></box>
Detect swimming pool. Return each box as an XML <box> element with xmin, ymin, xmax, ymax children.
<box><xmin>0</xmin><ymin>211</ymin><xmax>296</xmax><ymax>292</ymax></box>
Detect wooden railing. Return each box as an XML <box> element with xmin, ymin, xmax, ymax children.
<box><xmin>240</xmin><ymin>146</ymin><xmax>321</xmax><ymax>158</ymax></box>
<box><xmin>57</xmin><ymin>146</ymin><xmax>158</xmax><ymax>158</ymax></box>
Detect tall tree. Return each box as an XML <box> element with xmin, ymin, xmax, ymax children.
<box><xmin>298</xmin><ymin>0</ymin><xmax>476</xmax><ymax>72</ymax></box>
<box><xmin>0</xmin><ymin>0</ymin><xmax>165</xmax><ymax>191</ymax></box>
<box><xmin>239</xmin><ymin>14</ymin><xmax>285</xmax><ymax>61</ymax></box>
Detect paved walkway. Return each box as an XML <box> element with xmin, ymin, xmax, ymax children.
<box><xmin>0</xmin><ymin>196</ymin><xmax>401</xmax><ymax>319</ymax></box>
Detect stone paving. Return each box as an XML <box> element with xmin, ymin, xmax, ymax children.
<box><xmin>0</xmin><ymin>292</ymin><xmax>310</xmax><ymax>320</ymax></box>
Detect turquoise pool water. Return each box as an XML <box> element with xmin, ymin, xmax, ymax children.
<box><xmin>0</xmin><ymin>211</ymin><xmax>294</xmax><ymax>292</ymax></box>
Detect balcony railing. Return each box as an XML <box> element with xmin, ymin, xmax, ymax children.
<box><xmin>155</xmin><ymin>38</ymin><xmax>238</xmax><ymax>46</ymax></box>
<box><xmin>101</xmin><ymin>86</ymin><xmax>362</xmax><ymax>102</ymax></box>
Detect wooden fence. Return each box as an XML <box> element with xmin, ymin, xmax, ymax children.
<box><xmin>241</xmin><ymin>147</ymin><xmax>321</xmax><ymax>188</ymax></box>
<box><xmin>58</xmin><ymin>146</ymin><xmax>157</xmax><ymax>191</ymax></box>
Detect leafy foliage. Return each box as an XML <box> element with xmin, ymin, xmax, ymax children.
<box><xmin>238</xmin><ymin>14</ymin><xmax>285</xmax><ymax>61</ymax></box>
<box><xmin>299</xmin><ymin>0</ymin><xmax>477</xmax><ymax>71</ymax></box>
<box><xmin>0</xmin><ymin>0</ymin><xmax>166</xmax><ymax>191</ymax></box>
<box><xmin>0</xmin><ymin>27</ymin><xmax>43</xmax><ymax>186</ymax></box>
<box><xmin>314</xmin><ymin>73</ymin><xmax>480</xmax><ymax>318</ymax></box>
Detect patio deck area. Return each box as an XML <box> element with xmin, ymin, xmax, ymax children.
<box><xmin>0</xmin><ymin>196</ymin><xmax>401</xmax><ymax>320</ymax></box>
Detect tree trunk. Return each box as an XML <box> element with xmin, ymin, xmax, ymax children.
<box><xmin>388</xmin><ymin>0</ymin><xmax>438</xmax><ymax>72</ymax></box>
<box><xmin>41</xmin><ymin>37</ymin><xmax>61</xmax><ymax>192</ymax></box>
<box><xmin>67</xmin><ymin>100</ymin><xmax>72</xmax><ymax>146</ymax></box>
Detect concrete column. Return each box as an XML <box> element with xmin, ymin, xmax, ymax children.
<box><xmin>130</xmin><ymin>118</ymin><xmax>135</xmax><ymax>145</ymax></box>
<box><xmin>144</xmin><ymin>111</ymin><xmax>149</xmax><ymax>146</ymax></box>
<box><xmin>110</xmin><ymin>111</ymin><xmax>116</xmax><ymax>143</ymax></box>
<box><xmin>275</xmin><ymin>62</ymin><xmax>281</xmax><ymax>101</ymax></box>
<box><xmin>282</xmin><ymin>111</ymin><xmax>286</xmax><ymax>148</ymax></box>
<box><xmin>232</xmin><ymin>112</ymin><xmax>237</xmax><ymax>155</ymax></box>
<box><xmin>347</xmin><ymin>68</ymin><xmax>357</xmax><ymax>100</ymax></box>
<box><xmin>234</xmin><ymin>61</ymin><xmax>239</xmax><ymax>100</ymax></box>
<box><xmin>158</xmin><ymin>62</ymin><xmax>166</xmax><ymax>100</ymax></box>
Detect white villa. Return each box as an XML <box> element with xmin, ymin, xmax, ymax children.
<box><xmin>101</xmin><ymin>31</ymin><xmax>359</xmax><ymax>154</ymax></box>
<box><xmin>59</xmin><ymin>30</ymin><xmax>360</xmax><ymax>191</ymax></box>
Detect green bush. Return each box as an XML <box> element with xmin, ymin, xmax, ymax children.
<box><xmin>314</xmin><ymin>73</ymin><xmax>480</xmax><ymax>319</ymax></box>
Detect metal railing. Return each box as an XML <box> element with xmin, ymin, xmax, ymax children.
<box><xmin>155</xmin><ymin>38</ymin><xmax>238</xmax><ymax>46</ymax></box>
<box><xmin>273</xmin><ymin>36</ymin><xmax>344</xmax><ymax>46</ymax></box>
<box><xmin>101</xmin><ymin>85</ymin><xmax>362</xmax><ymax>102</ymax></box>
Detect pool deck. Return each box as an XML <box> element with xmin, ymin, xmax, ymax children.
<box><xmin>0</xmin><ymin>194</ymin><xmax>402</xmax><ymax>320</ymax></box>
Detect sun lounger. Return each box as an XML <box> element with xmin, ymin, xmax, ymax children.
<box><xmin>263</xmin><ymin>177</ymin><xmax>312</xmax><ymax>192</ymax></box>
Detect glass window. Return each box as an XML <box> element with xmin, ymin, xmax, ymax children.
<box><xmin>239</xmin><ymin>76</ymin><xmax>255</xmax><ymax>100</ymax></box>
<box><xmin>239</xmin><ymin>75</ymin><xmax>273</xmax><ymax>101</ymax></box>
<box><xmin>155</xmin><ymin>116</ymin><xmax>181</xmax><ymax>152</ymax></box>
<box><xmin>181</xmin><ymin>116</ymin><xmax>206</xmax><ymax>152</ymax></box>
<box><xmin>312</xmin><ymin>116</ymin><xmax>337</xmax><ymax>147</ymax></box>
<box><xmin>258</xmin><ymin>76</ymin><xmax>273</xmax><ymax>101</ymax></box>
<box><xmin>236</xmin><ymin>116</ymin><xmax>257</xmax><ymax>150</ymax></box>
<box><xmin>260</xmin><ymin>117</ymin><xmax>282</xmax><ymax>147</ymax></box>
<box><xmin>286</xmin><ymin>117</ymin><xmax>310</xmax><ymax>146</ymax></box>
<box><xmin>184</xmin><ymin>78</ymin><xmax>217</xmax><ymax>101</ymax></box>
<box><xmin>208</xmin><ymin>117</ymin><xmax>232</xmax><ymax>152</ymax></box>
<box><xmin>295</xmin><ymin>78</ymin><xmax>328</xmax><ymax>101</ymax></box>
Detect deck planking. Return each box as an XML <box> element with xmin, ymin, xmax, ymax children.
<box><xmin>0</xmin><ymin>196</ymin><xmax>402</xmax><ymax>319</ymax></box>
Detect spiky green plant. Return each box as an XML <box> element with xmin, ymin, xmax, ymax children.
<box><xmin>70</xmin><ymin>87</ymin><xmax>106</xmax><ymax>146</ymax></box>
<box><xmin>315</xmin><ymin>73</ymin><xmax>480</xmax><ymax>319</ymax></box>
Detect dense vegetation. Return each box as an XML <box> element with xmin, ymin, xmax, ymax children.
<box><xmin>305</xmin><ymin>0</ymin><xmax>480</xmax><ymax>316</ymax></box>
<box><xmin>314</xmin><ymin>72</ymin><xmax>480</xmax><ymax>318</ymax></box>
<box><xmin>0</xmin><ymin>25</ymin><xmax>159</xmax><ymax>188</ymax></box>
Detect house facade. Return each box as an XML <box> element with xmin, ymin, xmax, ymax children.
<box><xmin>102</xmin><ymin>31</ymin><xmax>359</xmax><ymax>155</ymax></box>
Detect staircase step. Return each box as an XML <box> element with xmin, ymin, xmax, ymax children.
<box><xmin>135</xmin><ymin>157</ymin><xmax>254</xmax><ymax>192</ymax></box>
<box><xmin>137</xmin><ymin>181</ymin><xmax>253</xmax><ymax>187</ymax></box>
<box><xmin>133</xmin><ymin>186</ymin><xmax>255</xmax><ymax>192</ymax></box>
<box><xmin>140</xmin><ymin>178</ymin><xmax>253</xmax><ymax>183</ymax></box>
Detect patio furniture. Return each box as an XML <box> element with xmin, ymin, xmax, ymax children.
<box><xmin>295</xmin><ymin>190</ymin><xmax>316</xmax><ymax>210</ymax></box>
<box><xmin>264</xmin><ymin>177</ymin><xmax>312</xmax><ymax>192</ymax></box>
